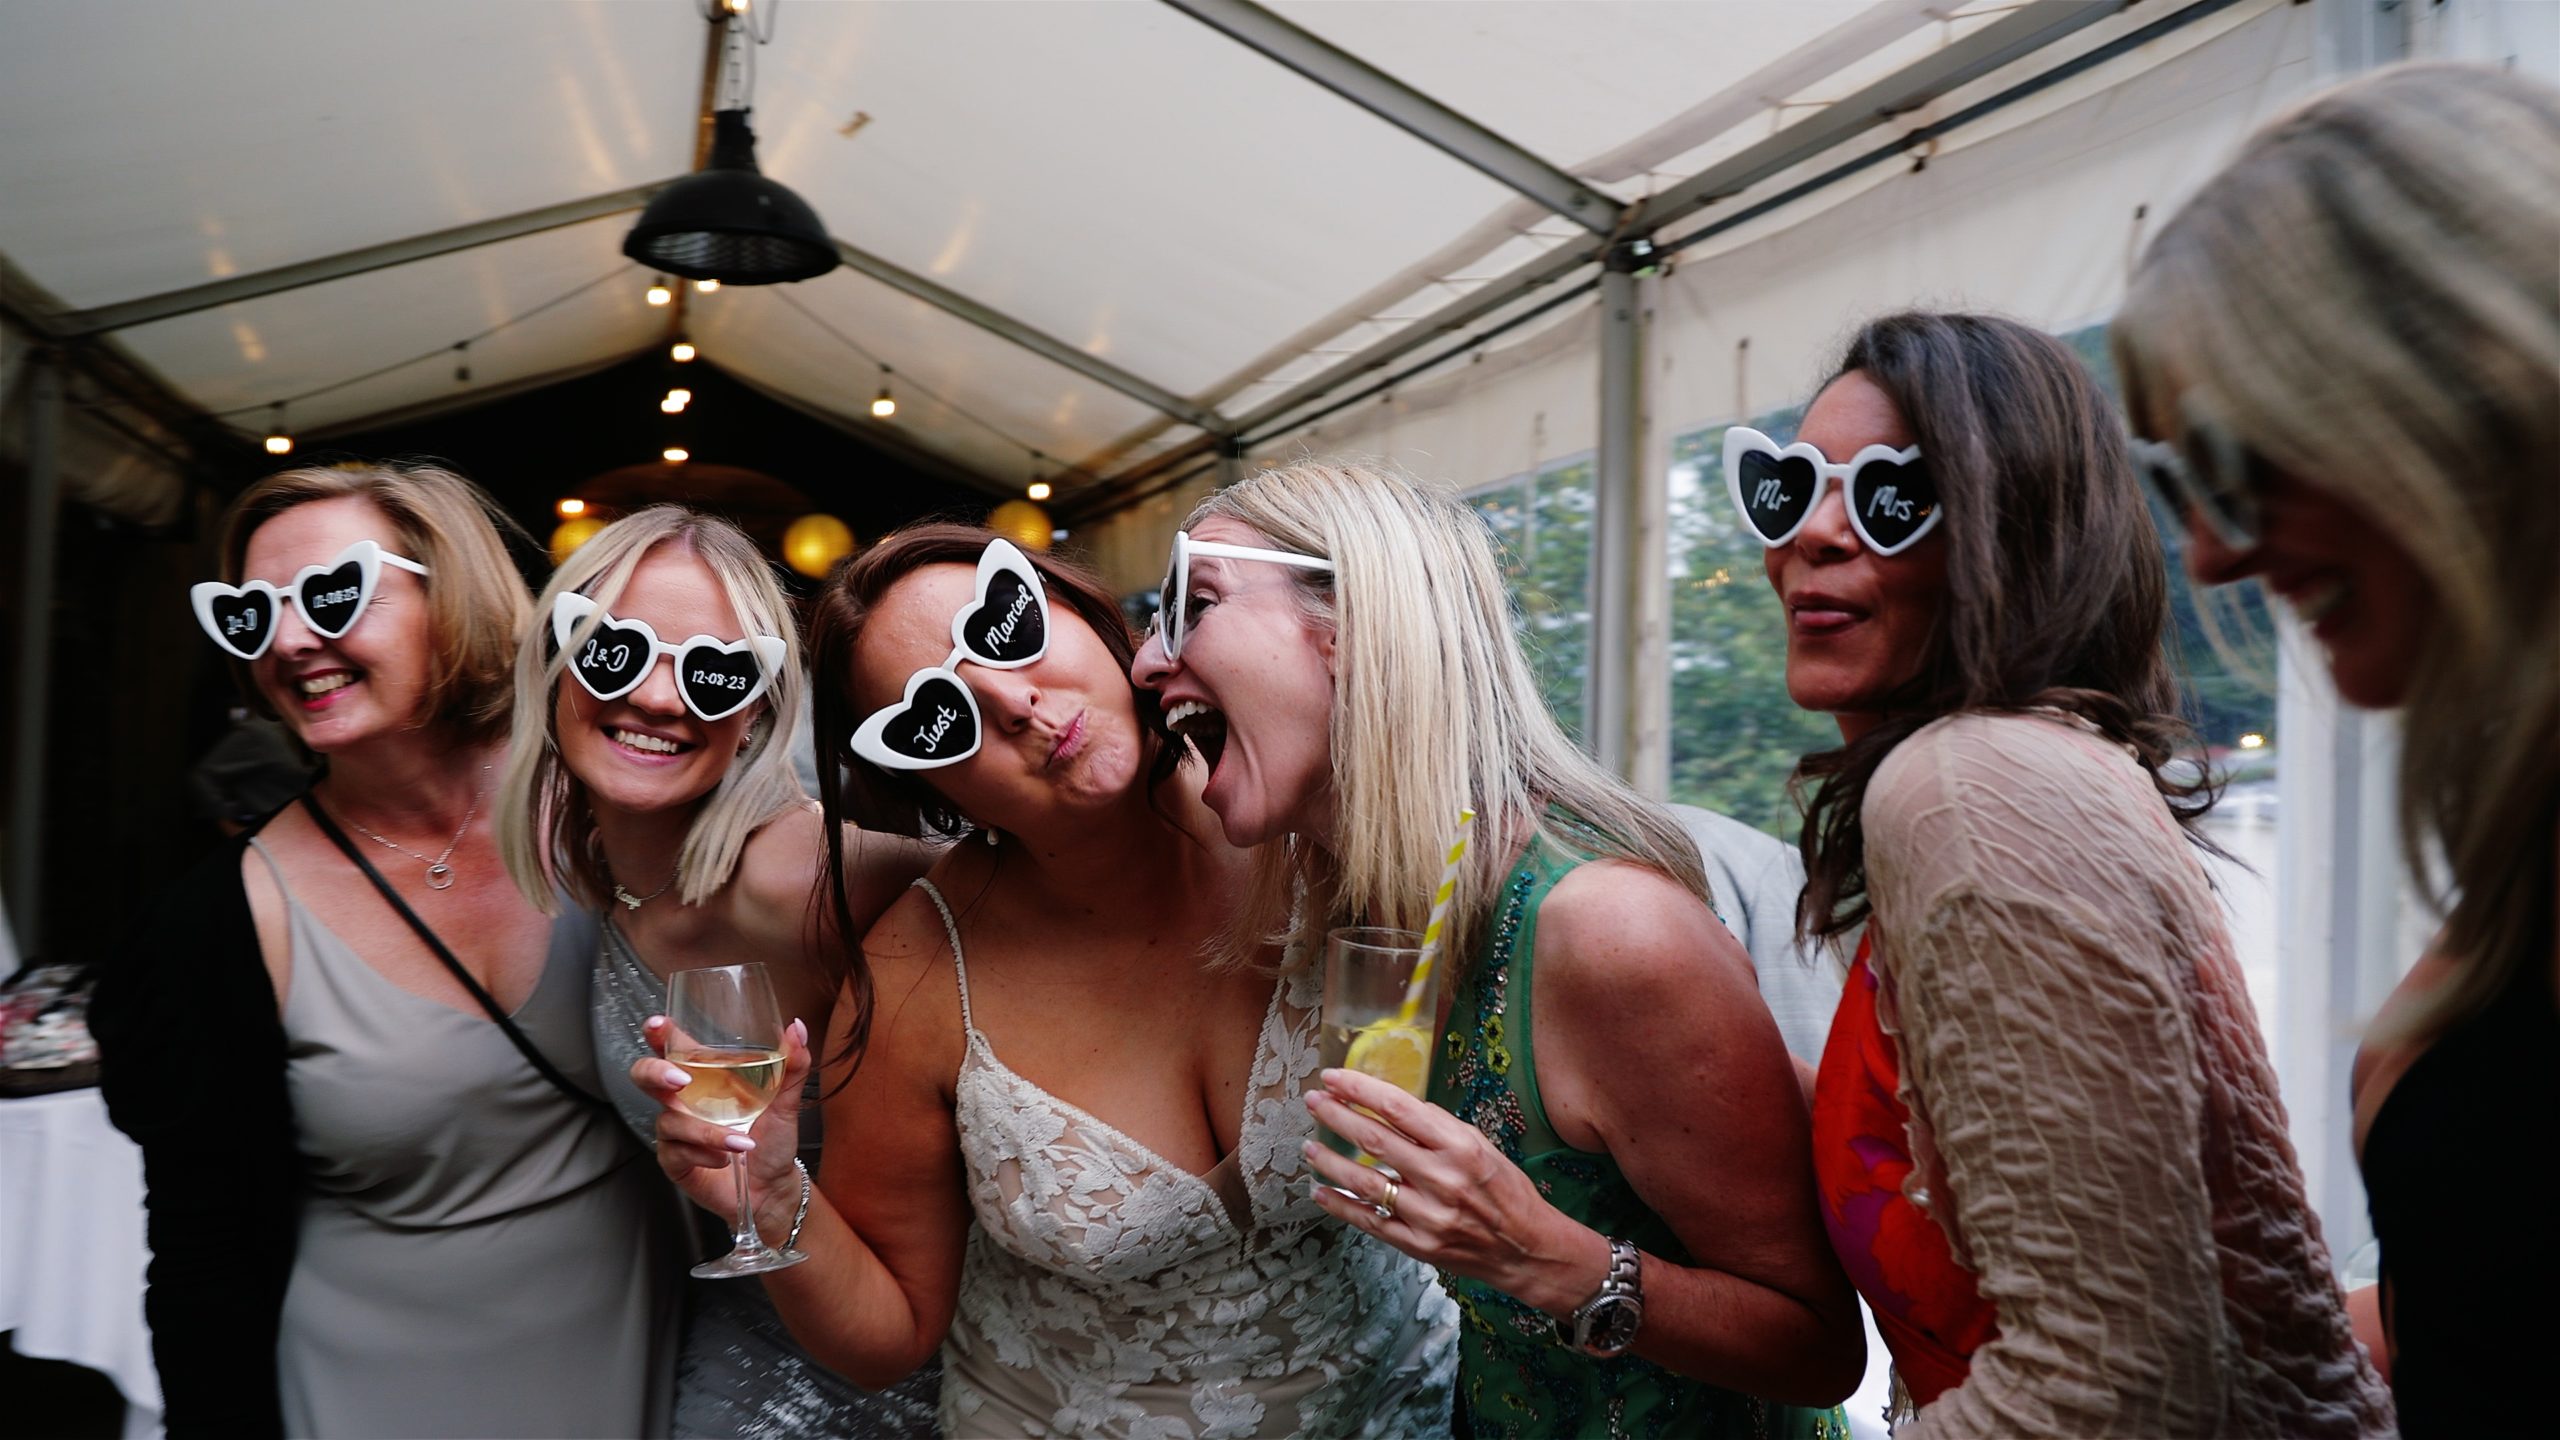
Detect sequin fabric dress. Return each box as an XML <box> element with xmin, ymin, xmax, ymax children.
<box><xmin>1428</xmin><ymin>823</ymin><xmax>1849</xmax><ymax>1440</ymax></box>
<box><xmin>593</xmin><ymin>919</ymin><xmax>942</xmax><ymax>1439</ymax></box>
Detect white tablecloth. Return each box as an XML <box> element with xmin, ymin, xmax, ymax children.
<box><xmin>0</xmin><ymin>1086</ymin><xmax>162</xmax><ymax>1438</ymax></box>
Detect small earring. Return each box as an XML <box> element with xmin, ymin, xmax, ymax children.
<box><xmin>984</xmin><ymin>827</ymin><xmax>1001</xmax><ymax>848</ymax></box>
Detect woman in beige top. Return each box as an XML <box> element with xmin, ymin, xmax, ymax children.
<box><xmin>1746</xmin><ymin>310</ymin><xmax>2393</xmax><ymax>1435</ymax></box>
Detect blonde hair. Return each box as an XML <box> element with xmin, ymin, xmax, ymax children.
<box><xmin>2113</xmin><ymin>61</ymin><xmax>2560</xmax><ymax>1043</ymax></box>
<box><xmin>497</xmin><ymin>506</ymin><xmax>809</xmax><ymax>913</ymax></box>
<box><xmin>1189</xmin><ymin>460</ymin><xmax>1711</xmax><ymax>972</ymax></box>
<box><xmin>219</xmin><ymin>460</ymin><xmax>531</xmax><ymax>744</ymax></box>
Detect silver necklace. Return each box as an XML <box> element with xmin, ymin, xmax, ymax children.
<box><xmin>337</xmin><ymin>764</ymin><xmax>491</xmax><ymax>891</ymax></box>
<box><xmin>609</xmin><ymin>859</ymin><xmax>682</xmax><ymax>912</ymax></box>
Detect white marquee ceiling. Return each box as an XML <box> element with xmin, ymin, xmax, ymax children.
<box><xmin>1</xmin><ymin>0</ymin><xmax>2158</xmax><ymax>499</ymax></box>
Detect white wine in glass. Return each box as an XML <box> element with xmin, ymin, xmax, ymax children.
<box><xmin>666</xmin><ymin>963</ymin><xmax>808</xmax><ymax>1278</ymax></box>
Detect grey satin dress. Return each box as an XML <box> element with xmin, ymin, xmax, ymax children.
<box><xmin>257</xmin><ymin>839</ymin><xmax>681</xmax><ymax>1438</ymax></box>
<box><xmin>593</xmin><ymin>917</ymin><xmax>941</xmax><ymax>1439</ymax></box>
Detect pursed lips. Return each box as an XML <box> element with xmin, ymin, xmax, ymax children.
<box><xmin>1044</xmin><ymin>710</ymin><xmax>1087</xmax><ymax>770</ymax></box>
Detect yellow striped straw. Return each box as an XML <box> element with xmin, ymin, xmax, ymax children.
<box><xmin>1395</xmin><ymin>808</ymin><xmax>1476</xmax><ymax>1026</ymax></box>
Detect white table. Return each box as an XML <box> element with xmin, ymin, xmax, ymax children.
<box><xmin>0</xmin><ymin>1086</ymin><xmax>162</xmax><ymax>1439</ymax></box>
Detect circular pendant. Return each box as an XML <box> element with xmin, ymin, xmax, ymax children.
<box><xmin>426</xmin><ymin>863</ymin><xmax>456</xmax><ymax>890</ymax></box>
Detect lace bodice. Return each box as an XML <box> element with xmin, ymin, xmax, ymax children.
<box><xmin>911</xmin><ymin>880</ymin><xmax>1455</xmax><ymax>1440</ymax></box>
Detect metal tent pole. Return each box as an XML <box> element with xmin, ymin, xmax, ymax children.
<box><xmin>1589</xmin><ymin>248</ymin><xmax>1650</xmax><ymax>781</ymax></box>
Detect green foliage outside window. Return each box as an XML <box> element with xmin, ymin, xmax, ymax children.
<box><xmin>1464</xmin><ymin>323</ymin><xmax>2276</xmax><ymax>841</ymax></box>
<box><xmin>1467</xmin><ymin>457</ymin><xmax>1595</xmax><ymax>746</ymax></box>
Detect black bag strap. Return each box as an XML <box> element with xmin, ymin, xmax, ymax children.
<box><xmin>300</xmin><ymin>793</ymin><xmax>614</xmax><ymax>1116</ymax></box>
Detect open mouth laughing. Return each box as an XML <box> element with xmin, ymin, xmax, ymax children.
<box><xmin>1163</xmin><ymin>699</ymin><xmax>1229</xmax><ymax>772</ymax></box>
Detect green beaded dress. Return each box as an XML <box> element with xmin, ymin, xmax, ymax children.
<box><xmin>1426</xmin><ymin>824</ymin><xmax>1849</xmax><ymax>1440</ymax></box>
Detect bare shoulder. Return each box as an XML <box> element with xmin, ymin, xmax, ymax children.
<box><xmin>1533</xmin><ymin>858</ymin><xmax>1793</xmax><ymax>1152</ymax></box>
<box><xmin>723</xmin><ymin>803</ymin><xmax>826</xmax><ymax>940</ymax></box>
<box><xmin>843</xmin><ymin>882</ymin><xmax>969</xmax><ymax>1090</ymax></box>
<box><xmin>736</xmin><ymin>802</ymin><xmax>825</xmax><ymax>898</ymax></box>
<box><xmin>1538</xmin><ymin>859</ymin><xmax>1757</xmax><ymax>1015</ymax></box>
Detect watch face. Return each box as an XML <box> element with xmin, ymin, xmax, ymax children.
<box><xmin>1578</xmin><ymin>1294</ymin><xmax>1643</xmax><ymax>1357</ymax></box>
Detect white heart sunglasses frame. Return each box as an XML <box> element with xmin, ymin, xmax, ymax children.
<box><xmin>190</xmin><ymin>539</ymin><xmax>430</xmax><ymax>660</ymax></box>
<box><xmin>1154</xmin><ymin>530</ymin><xmax>1336</xmax><ymax>661</ymax></box>
<box><xmin>849</xmin><ymin>539</ymin><xmax>1050</xmax><ymax>772</ymax></box>
<box><xmin>551</xmin><ymin>591</ymin><xmax>787</xmax><ymax>722</ymax></box>
<box><xmin>1723</xmin><ymin>426</ymin><xmax>1938</xmax><ymax>557</ymax></box>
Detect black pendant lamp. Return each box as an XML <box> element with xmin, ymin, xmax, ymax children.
<box><xmin>624</xmin><ymin>108</ymin><xmax>838</xmax><ymax>284</ymax></box>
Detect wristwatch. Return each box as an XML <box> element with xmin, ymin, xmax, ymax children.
<box><xmin>1559</xmin><ymin>1237</ymin><xmax>1644</xmax><ymax>1358</ymax></box>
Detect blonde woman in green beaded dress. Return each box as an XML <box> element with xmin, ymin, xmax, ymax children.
<box><xmin>1131</xmin><ymin>461</ymin><xmax>1862</xmax><ymax>1438</ymax></box>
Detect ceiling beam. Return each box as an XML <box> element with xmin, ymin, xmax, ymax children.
<box><xmin>1161</xmin><ymin>0</ymin><xmax>1620</xmax><ymax>237</ymax></box>
<box><xmin>1076</xmin><ymin>0</ymin><xmax>2134</xmax><ymax>512</ymax></box>
<box><xmin>828</xmin><ymin>236</ymin><xmax>1232</xmax><ymax>436</ymax></box>
<box><xmin>52</xmin><ymin>180</ymin><xmax>681</xmax><ymax>338</ymax></box>
<box><xmin>1619</xmin><ymin>0</ymin><xmax>2128</xmax><ymax>230</ymax></box>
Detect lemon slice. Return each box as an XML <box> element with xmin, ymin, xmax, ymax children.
<box><xmin>1343</xmin><ymin>1018</ymin><xmax>1433</xmax><ymax>1096</ymax></box>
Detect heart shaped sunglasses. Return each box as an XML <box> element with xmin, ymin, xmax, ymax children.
<box><xmin>552</xmin><ymin>592</ymin><xmax>786</xmax><ymax>724</ymax></box>
<box><xmin>850</xmin><ymin>538</ymin><xmax>1049</xmax><ymax>771</ymax></box>
<box><xmin>1723</xmin><ymin>427</ymin><xmax>1939</xmax><ymax>556</ymax></box>
<box><xmin>190</xmin><ymin>539</ymin><xmax>431</xmax><ymax>659</ymax></box>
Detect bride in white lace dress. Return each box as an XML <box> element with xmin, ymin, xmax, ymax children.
<box><xmin>638</xmin><ymin>526</ymin><xmax>1455</xmax><ymax>1439</ymax></box>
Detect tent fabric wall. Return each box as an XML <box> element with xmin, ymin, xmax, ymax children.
<box><xmin>1070</xmin><ymin>1</ymin><xmax>2321</xmax><ymax>594</ymax></box>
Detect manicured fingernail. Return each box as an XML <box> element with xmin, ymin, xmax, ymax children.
<box><xmin>1300</xmin><ymin>1140</ymin><xmax>1321</xmax><ymax>1160</ymax></box>
<box><xmin>662</xmin><ymin>1065</ymin><xmax>691</xmax><ymax>1089</ymax></box>
<box><xmin>724</xmin><ymin>1134</ymin><xmax>755</xmax><ymax>1153</ymax></box>
<box><xmin>644</xmin><ymin>1015</ymin><xmax>665</xmax><ymax>1031</ymax></box>
<box><xmin>788</xmin><ymin>1018</ymin><xmax>808</xmax><ymax>1046</ymax></box>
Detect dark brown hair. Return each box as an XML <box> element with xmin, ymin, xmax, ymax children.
<box><xmin>1792</xmin><ymin>311</ymin><xmax>2217</xmax><ymax>946</ymax></box>
<box><xmin>804</xmin><ymin>522</ymin><xmax>1178</xmax><ymax>1069</ymax></box>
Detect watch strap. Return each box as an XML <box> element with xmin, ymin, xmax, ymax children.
<box><xmin>1562</xmin><ymin>1237</ymin><xmax>1643</xmax><ymax>1353</ymax></box>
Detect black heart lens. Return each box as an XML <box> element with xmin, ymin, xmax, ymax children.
<box><xmin>960</xmin><ymin>570</ymin><xmax>1045</xmax><ymax>664</ymax></box>
<box><xmin>571</xmin><ymin>622</ymin><xmax>656</xmax><ymax>697</ymax></box>
<box><xmin>210</xmin><ymin>588</ymin><xmax>277</xmax><ymax>655</ymax></box>
<box><xmin>881</xmin><ymin>675</ymin><xmax>978</xmax><ymax>762</ymax></box>
<box><xmin>678</xmin><ymin>645</ymin><xmax>765</xmax><ymax>721</ymax></box>
<box><xmin>1737</xmin><ymin>450</ymin><xmax>1820</xmax><ymax>543</ymax></box>
<box><xmin>297</xmin><ymin>561</ymin><xmax>369</xmax><ymax>637</ymax></box>
<box><xmin>1848</xmin><ymin>458</ymin><xmax>1936</xmax><ymax>549</ymax></box>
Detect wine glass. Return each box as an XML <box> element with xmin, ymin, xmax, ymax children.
<box><xmin>665</xmin><ymin>962</ymin><xmax>808</xmax><ymax>1278</ymax></box>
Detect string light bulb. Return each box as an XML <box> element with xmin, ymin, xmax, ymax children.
<box><xmin>695</xmin><ymin>278</ymin><xmax>720</xmax><ymax>294</ymax></box>
<box><xmin>1026</xmin><ymin>481</ymin><xmax>1053</xmax><ymax>502</ymax></box>
<box><xmin>262</xmin><ymin>403</ymin><xmax>293</xmax><ymax>456</ymax></box>
<box><xmin>662</xmin><ymin>446</ymin><xmax>690</xmax><ymax>463</ymax></box>
<box><xmin>557</xmin><ymin>498</ymin><xmax>587</xmax><ymax>517</ymax></box>
<box><xmin>871</xmin><ymin>366</ymin><xmax>896</xmax><ymax>419</ymax></box>
<box><xmin>660</xmin><ymin>396</ymin><xmax>685</xmax><ymax>415</ymax></box>
<box><xmin>670</xmin><ymin>338</ymin><xmax>696</xmax><ymax>363</ymax></box>
<box><xmin>646</xmin><ymin>277</ymin><xmax>673</xmax><ymax>306</ymax></box>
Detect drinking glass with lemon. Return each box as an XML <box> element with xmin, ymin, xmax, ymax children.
<box><xmin>1315</xmin><ymin>926</ymin><xmax>1442</xmax><ymax>1185</ymax></box>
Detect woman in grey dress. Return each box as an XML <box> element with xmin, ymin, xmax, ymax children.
<box><xmin>497</xmin><ymin>506</ymin><xmax>939</xmax><ymax>1438</ymax></box>
<box><xmin>98</xmin><ymin>461</ymin><xmax>679</xmax><ymax>1438</ymax></box>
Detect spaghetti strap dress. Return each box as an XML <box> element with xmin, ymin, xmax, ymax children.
<box><xmin>254</xmin><ymin>838</ymin><xmax>681</xmax><ymax>1438</ymax></box>
<box><xmin>914</xmin><ymin>878</ymin><xmax>1458</xmax><ymax>1439</ymax></box>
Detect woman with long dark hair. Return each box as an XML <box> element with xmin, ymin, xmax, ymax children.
<box><xmin>1757</xmin><ymin>312</ymin><xmax>2392</xmax><ymax>1435</ymax></box>
<box><xmin>635</xmin><ymin>524</ymin><xmax>1454</xmax><ymax>1437</ymax></box>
